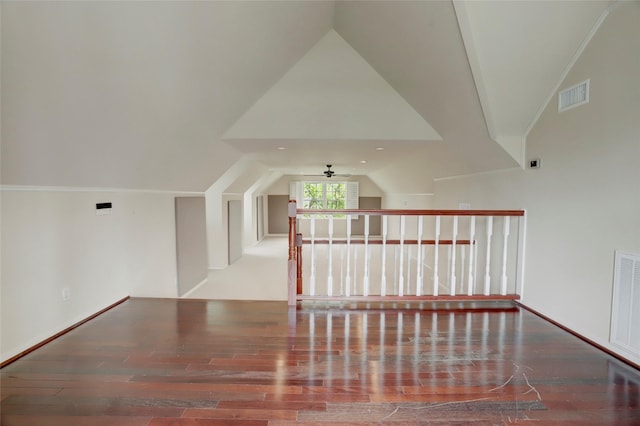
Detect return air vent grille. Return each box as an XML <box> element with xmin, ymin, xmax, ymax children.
<box><xmin>610</xmin><ymin>251</ymin><xmax>640</xmax><ymax>360</ymax></box>
<box><xmin>558</xmin><ymin>79</ymin><xmax>589</xmax><ymax>112</ymax></box>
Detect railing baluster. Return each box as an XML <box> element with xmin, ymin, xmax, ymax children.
<box><xmin>446</xmin><ymin>246</ymin><xmax>452</xmax><ymax>294</ymax></box>
<box><xmin>339</xmin><ymin>246</ymin><xmax>344</xmax><ymax>296</ymax></box>
<box><xmin>346</xmin><ymin>216</ymin><xmax>352</xmax><ymax>297</ymax></box>
<box><xmin>296</xmin><ymin>233</ymin><xmax>303</xmax><ymax>294</ymax></box>
<box><xmin>353</xmin><ymin>244</ymin><xmax>358</xmax><ymax>295</ymax></box>
<box><xmin>460</xmin><ymin>245</ymin><xmax>466</xmax><ymax>295</ymax></box>
<box><xmin>450</xmin><ymin>216</ymin><xmax>458</xmax><ymax>296</ymax></box>
<box><xmin>398</xmin><ymin>216</ymin><xmax>406</xmax><ymax>297</ymax></box>
<box><xmin>421</xmin><ymin>237</ymin><xmax>426</xmax><ymax>294</ymax></box>
<box><xmin>364</xmin><ymin>215</ymin><xmax>370</xmax><ymax>296</ymax></box>
<box><xmin>467</xmin><ymin>216</ymin><xmax>475</xmax><ymax>296</ymax></box>
<box><xmin>474</xmin><ymin>235</ymin><xmax>479</xmax><ymax>294</ymax></box>
<box><xmin>500</xmin><ymin>216</ymin><xmax>510</xmax><ymax>295</ymax></box>
<box><xmin>327</xmin><ymin>215</ymin><xmax>334</xmax><ymax>297</ymax></box>
<box><xmin>393</xmin><ymin>246</ymin><xmax>399</xmax><ymax>295</ymax></box>
<box><xmin>406</xmin><ymin>245</ymin><xmax>412</xmax><ymax>296</ymax></box>
<box><xmin>484</xmin><ymin>216</ymin><xmax>493</xmax><ymax>296</ymax></box>
<box><xmin>433</xmin><ymin>216</ymin><xmax>441</xmax><ymax>296</ymax></box>
<box><xmin>310</xmin><ymin>216</ymin><xmax>316</xmax><ymax>296</ymax></box>
<box><xmin>416</xmin><ymin>216</ymin><xmax>423</xmax><ymax>296</ymax></box>
<box><xmin>381</xmin><ymin>215</ymin><xmax>388</xmax><ymax>297</ymax></box>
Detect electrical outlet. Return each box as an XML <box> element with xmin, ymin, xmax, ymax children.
<box><xmin>62</xmin><ymin>287</ymin><xmax>71</xmax><ymax>301</ymax></box>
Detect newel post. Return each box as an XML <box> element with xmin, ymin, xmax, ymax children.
<box><xmin>296</xmin><ymin>233</ymin><xmax>303</xmax><ymax>295</ymax></box>
<box><xmin>287</xmin><ymin>200</ymin><xmax>298</xmax><ymax>306</ymax></box>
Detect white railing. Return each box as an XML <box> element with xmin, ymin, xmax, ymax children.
<box><xmin>287</xmin><ymin>200</ymin><xmax>526</xmax><ymax>306</ymax></box>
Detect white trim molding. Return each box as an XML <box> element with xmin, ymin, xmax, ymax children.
<box><xmin>0</xmin><ymin>185</ymin><xmax>205</xmax><ymax>196</ymax></box>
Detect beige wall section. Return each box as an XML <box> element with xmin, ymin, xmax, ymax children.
<box><xmin>434</xmin><ymin>2</ymin><xmax>640</xmax><ymax>365</ymax></box>
<box><xmin>268</xmin><ymin>195</ymin><xmax>290</xmax><ymax>234</ymax></box>
<box><xmin>351</xmin><ymin>197</ymin><xmax>382</xmax><ymax>236</ymax></box>
<box><xmin>0</xmin><ymin>188</ymin><xmax>183</xmax><ymax>362</ymax></box>
<box><xmin>175</xmin><ymin>197</ymin><xmax>208</xmax><ymax>296</ymax></box>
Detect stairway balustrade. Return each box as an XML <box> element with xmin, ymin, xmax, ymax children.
<box><xmin>287</xmin><ymin>200</ymin><xmax>526</xmax><ymax>306</ymax></box>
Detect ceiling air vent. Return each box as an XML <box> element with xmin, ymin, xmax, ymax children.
<box><xmin>558</xmin><ymin>79</ymin><xmax>589</xmax><ymax>112</ymax></box>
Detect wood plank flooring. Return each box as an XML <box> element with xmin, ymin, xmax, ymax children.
<box><xmin>2</xmin><ymin>298</ymin><xmax>639</xmax><ymax>425</ymax></box>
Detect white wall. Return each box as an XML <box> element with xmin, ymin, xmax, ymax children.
<box><xmin>244</xmin><ymin>192</ymin><xmax>258</xmax><ymax>247</ymax></box>
<box><xmin>204</xmin><ymin>158</ymin><xmax>265</xmax><ymax>269</ymax></box>
<box><xmin>243</xmin><ymin>172</ymin><xmax>282</xmax><ymax>249</ymax></box>
<box><xmin>434</xmin><ymin>2</ymin><xmax>640</xmax><ymax>364</ymax></box>
<box><xmin>205</xmin><ymin>191</ymin><xmax>244</xmax><ymax>269</ymax></box>
<box><xmin>383</xmin><ymin>193</ymin><xmax>434</xmax><ymax>209</ymax></box>
<box><xmin>205</xmin><ymin>187</ymin><xmax>225</xmax><ymax>268</ymax></box>
<box><xmin>0</xmin><ymin>188</ymin><xmax>187</xmax><ymax>362</ymax></box>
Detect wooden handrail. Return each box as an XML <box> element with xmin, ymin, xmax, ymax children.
<box><xmin>301</xmin><ymin>239</ymin><xmax>475</xmax><ymax>245</ymax></box>
<box><xmin>298</xmin><ymin>208</ymin><xmax>525</xmax><ymax>217</ymax></box>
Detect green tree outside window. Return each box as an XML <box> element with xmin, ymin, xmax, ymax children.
<box><xmin>302</xmin><ymin>182</ymin><xmax>346</xmax><ymax>217</ymax></box>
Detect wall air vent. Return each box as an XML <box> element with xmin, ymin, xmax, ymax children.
<box><xmin>610</xmin><ymin>251</ymin><xmax>640</xmax><ymax>360</ymax></box>
<box><xmin>558</xmin><ymin>79</ymin><xmax>590</xmax><ymax>112</ymax></box>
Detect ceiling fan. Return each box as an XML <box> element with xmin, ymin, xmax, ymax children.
<box><xmin>323</xmin><ymin>164</ymin><xmax>335</xmax><ymax>178</ymax></box>
<box><xmin>303</xmin><ymin>164</ymin><xmax>351</xmax><ymax>179</ymax></box>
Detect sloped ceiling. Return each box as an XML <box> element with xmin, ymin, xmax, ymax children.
<box><xmin>454</xmin><ymin>0</ymin><xmax>613</xmax><ymax>164</ymax></box>
<box><xmin>0</xmin><ymin>1</ymin><xmax>613</xmax><ymax>193</ymax></box>
<box><xmin>0</xmin><ymin>1</ymin><xmax>334</xmax><ymax>191</ymax></box>
<box><xmin>224</xmin><ymin>30</ymin><xmax>442</xmax><ymax>142</ymax></box>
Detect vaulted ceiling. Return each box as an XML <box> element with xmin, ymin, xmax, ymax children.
<box><xmin>1</xmin><ymin>1</ymin><xmax>614</xmax><ymax>194</ymax></box>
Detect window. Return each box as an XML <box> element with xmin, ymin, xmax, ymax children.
<box><xmin>290</xmin><ymin>181</ymin><xmax>358</xmax><ymax>217</ymax></box>
<box><xmin>303</xmin><ymin>182</ymin><xmax>346</xmax><ymax>210</ymax></box>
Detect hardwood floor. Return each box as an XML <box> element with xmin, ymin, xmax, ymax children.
<box><xmin>2</xmin><ymin>298</ymin><xmax>639</xmax><ymax>425</ymax></box>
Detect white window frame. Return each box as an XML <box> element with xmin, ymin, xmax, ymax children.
<box><xmin>290</xmin><ymin>181</ymin><xmax>359</xmax><ymax>218</ymax></box>
<box><xmin>302</xmin><ymin>181</ymin><xmax>346</xmax><ymax>210</ymax></box>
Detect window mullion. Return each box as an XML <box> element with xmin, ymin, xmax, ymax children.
<box><xmin>322</xmin><ymin>183</ymin><xmax>328</xmax><ymax>209</ymax></box>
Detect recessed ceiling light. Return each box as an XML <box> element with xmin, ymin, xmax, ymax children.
<box><xmin>360</xmin><ymin>160</ymin><xmax>367</xmax><ymax>164</ymax></box>
<box><xmin>375</xmin><ymin>147</ymin><xmax>384</xmax><ymax>151</ymax></box>
<box><xmin>277</xmin><ymin>147</ymin><xmax>286</xmax><ymax>150</ymax></box>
